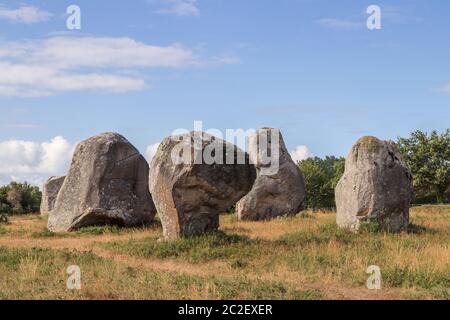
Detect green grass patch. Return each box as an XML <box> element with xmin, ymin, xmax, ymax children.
<box><xmin>31</xmin><ymin>229</ymin><xmax>59</xmax><ymax>239</ymax></box>
<box><xmin>31</xmin><ymin>224</ymin><xmax>147</xmax><ymax>239</ymax></box>
<box><xmin>0</xmin><ymin>213</ymin><xmax>8</xmax><ymax>224</ymax></box>
<box><xmin>383</xmin><ymin>266</ymin><xmax>450</xmax><ymax>289</ymax></box>
<box><xmin>0</xmin><ymin>246</ymin><xmax>318</xmax><ymax>300</ymax></box>
<box><xmin>0</xmin><ymin>225</ymin><xmax>9</xmax><ymax>235</ymax></box>
<box><xmin>105</xmin><ymin>231</ymin><xmax>268</xmax><ymax>267</ymax></box>
<box><xmin>75</xmin><ymin>225</ymin><xmax>123</xmax><ymax>236</ymax></box>
<box><xmin>278</xmin><ymin>223</ymin><xmax>356</xmax><ymax>246</ymax></box>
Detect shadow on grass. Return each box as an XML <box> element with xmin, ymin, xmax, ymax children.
<box><xmin>360</xmin><ymin>223</ymin><xmax>435</xmax><ymax>235</ymax></box>
<box><xmin>277</xmin><ymin>223</ymin><xmax>356</xmax><ymax>247</ymax></box>
<box><xmin>407</xmin><ymin>223</ymin><xmax>434</xmax><ymax>235</ymax></box>
<box><xmin>358</xmin><ymin>221</ymin><xmax>435</xmax><ymax>236</ymax></box>
<box><xmin>104</xmin><ymin>230</ymin><xmax>270</xmax><ymax>267</ymax></box>
<box><xmin>31</xmin><ymin>220</ymin><xmax>163</xmax><ymax>239</ymax></box>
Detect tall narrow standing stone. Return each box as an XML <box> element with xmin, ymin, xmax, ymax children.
<box><xmin>335</xmin><ymin>136</ymin><xmax>413</xmax><ymax>232</ymax></box>
<box><xmin>40</xmin><ymin>176</ymin><xmax>65</xmax><ymax>216</ymax></box>
<box><xmin>236</xmin><ymin>128</ymin><xmax>307</xmax><ymax>221</ymax></box>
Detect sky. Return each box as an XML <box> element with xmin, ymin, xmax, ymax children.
<box><xmin>0</xmin><ymin>0</ymin><xmax>449</xmax><ymax>186</ymax></box>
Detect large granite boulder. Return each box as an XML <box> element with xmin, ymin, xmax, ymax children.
<box><xmin>149</xmin><ymin>131</ymin><xmax>256</xmax><ymax>240</ymax></box>
<box><xmin>236</xmin><ymin>128</ymin><xmax>307</xmax><ymax>221</ymax></box>
<box><xmin>48</xmin><ymin>132</ymin><xmax>156</xmax><ymax>232</ymax></box>
<box><xmin>335</xmin><ymin>136</ymin><xmax>413</xmax><ymax>232</ymax></box>
<box><xmin>40</xmin><ymin>176</ymin><xmax>65</xmax><ymax>216</ymax></box>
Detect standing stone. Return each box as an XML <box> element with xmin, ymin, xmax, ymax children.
<box><xmin>236</xmin><ymin>128</ymin><xmax>307</xmax><ymax>221</ymax></box>
<box><xmin>40</xmin><ymin>176</ymin><xmax>65</xmax><ymax>216</ymax></box>
<box><xmin>335</xmin><ymin>136</ymin><xmax>413</xmax><ymax>232</ymax></box>
<box><xmin>48</xmin><ymin>132</ymin><xmax>156</xmax><ymax>232</ymax></box>
<box><xmin>149</xmin><ymin>131</ymin><xmax>256</xmax><ymax>240</ymax></box>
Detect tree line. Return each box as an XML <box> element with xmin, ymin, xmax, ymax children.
<box><xmin>0</xmin><ymin>182</ymin><xmax>41</xmax><ymax>217</ymax></box>
<box><xmin>0</xmin><ymin>129</ymin><xmax>448</xmax><ymax>219</ymax></box>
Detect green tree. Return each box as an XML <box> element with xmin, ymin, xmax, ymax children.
<box><xmin>0</xmin><ymin>186</ymin><xmax>11</xmax><ymax>214</ymax></box>
<box><xmin>398</xmin><ymin>129</ymin><xmax>450</xmax><ymax>204</ymax></box>
<box><xmin>298</xmin><ymin>156</ymin><xmax>345</xmax><ymax>210</ymax></box>
<box><xmin>0</xmin><ymin>182</ymin><xmax>42</xmax><ymax>215</ymax></box>
<box><xmin>331</xmin><ymin>158</ymin><xmax>345</xmax><ymax>189</ymax></box>
<box><xmin>7</xmin><ymin>185</ymin><xmax>23</xmax><ymax>214</ymax></box>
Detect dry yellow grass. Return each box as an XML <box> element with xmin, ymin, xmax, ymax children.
<box><xmin>0</xmin><ymin>205</ymin><xmax>448</xmax><ymax>300</ymax></box>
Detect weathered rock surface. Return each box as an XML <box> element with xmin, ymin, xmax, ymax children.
<box><xmin>236</xmin><ymin>128</ymin><xmax>307</xmax><ymax>221</ymax></box>
<box><xmin>149</xmin><ymin>131</ymin><xmax>256</xmax><ymax>240</ymax></box>
<box><xmin>48</xmin><ymin>132</ymin><xmax>156</xmax><ymax>232</ymax></box>
<box><xmin>40</xmin><ymin>176</ymin><xmax>65</xmax><ymax>216</ymax></box>
<box><xmin>335</xmin><ymin>136</ymin><xmax>413</xmax><ymax>232</ymax></box>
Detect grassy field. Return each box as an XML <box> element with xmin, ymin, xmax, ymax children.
<box><xmin>0</xmin><ymin>205</ymin><xmax>448</xmax><ymax>300</ymax></box>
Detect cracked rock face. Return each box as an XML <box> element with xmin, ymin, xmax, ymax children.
<box><xmin>40</xmin><ymin>176</ymin><xmax>65</xmax><ymax>216</ymax></box>
<box><xmin>149</xmin><ymin>132</ymin><xmax>256</xmax><ymax>240</ymax></box>
<box><xmin>236</xmin><ymin>128</ymin><xmax>307</xmax><ymax>221</ymax></box>
<box><xmin>48</xmin><ymin>132</ymin><xmax>156</xmax><ymax>232</ymax></box>
<box><xmin>335</xmin><ymin>136</ymin><xmax>413</xmax><ymax>232</ymax></box>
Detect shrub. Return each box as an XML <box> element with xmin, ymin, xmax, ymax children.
<box><xmin>0</xmin><ymin>182</ymin><xmax>41</xmax><ymax>215</ymax></box>
<box><xmin>0</xmin><ymin>213</ymin><xmax>8</xmax><ymax>224</ymax></box>
<box><xmin>298</xmin><ymin>156</ymin><xmax>345</xmax><ymax>210</ymax></box>
<box><xmin>398</xmin><ymin>129</ymin><xmax>450</xmax><ymax>204</ymax></box>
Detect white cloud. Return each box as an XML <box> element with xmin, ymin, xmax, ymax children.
<box><xmin>317</xmin><ymin>18</ymin><xmax>362</xmax><ymax>29</ymax></box>
<box><xmin>0</xmin><ymin>36</ymin><xmax>235</xmax><ymax>97</ymax></box>
<box><xmin>211</xmin><ymin>54</ymin><xmax>240</xmax><ymax>66</ymax></box>
<box><xmin>0</xmin><ymin>36</ymin><xmax>234</xmax><ymax>97</ymax></box>
<box><xmin>0</xmin><ymin>136</ymin><xmax>75</xmax><ymax>186</ymax></box>
<box><xmin>0</xmin><ymin>62</ymin><xmax>146</xmax><ymax>97</ymax></box>
<box><xmin>317</xmin><ymin>5</ymin><xmax>421</xmax><ymax>31</ymax></box>
<box><xmin>290</xmin><ymin>145</ymin><xmax>313</xmax><ymax>163</ymax></box>
<box><xmin>436</xmin><ymin>84</ymin><xmax>450</xmax><ymax>93</ymax></box>
<box><xmin>0</xmin><ymin>5</ymin><xmax>51</xmax><ymax>24</ymax></box>
<box><xmin>146</xmin><ymin>143</ymin><xmax>160</xmax><ymax>163</ymax></box>
<box><xmin>24</xmin><ymin>37</ymin><xmax>198</xmax><ymax>69</ymax></box>
<box><xmin>381</xmin><ymin>5</ymin><xmax>423</xmax><ymax>24</ymax></box>
<box><xmin>156</xmin><ymin>0</ymin><xmax>200</xmax><ymax>17</ymax></box>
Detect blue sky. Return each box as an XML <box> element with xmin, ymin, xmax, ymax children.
<box><xmin>0</xmin><ymin>0</ymin><xmax>449</xmax><ymax>185</ymax></box>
